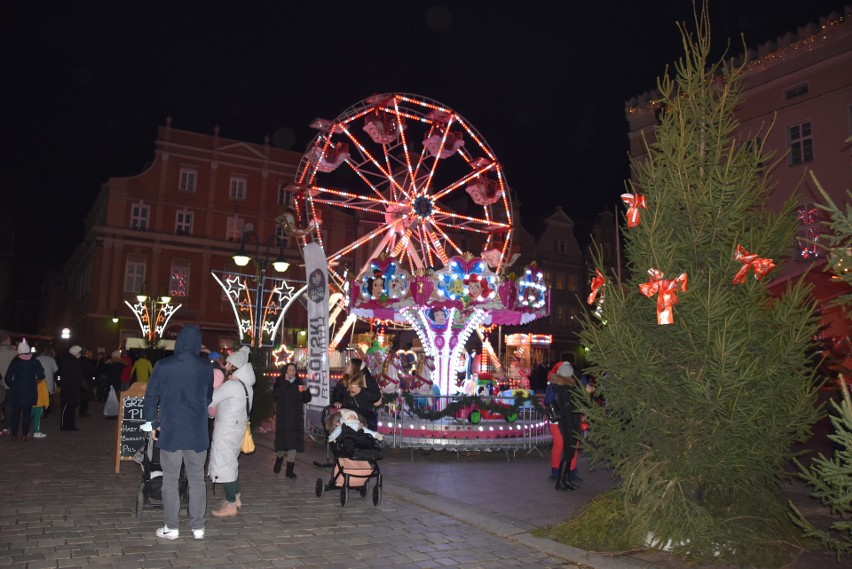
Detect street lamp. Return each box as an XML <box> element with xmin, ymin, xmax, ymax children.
<box><xmin>223</xmin><ymin>225</ymin><xmax>292</xmax><ymax>348</ymax></box>
<box><xmin>124</xmin><ymin>283</ymin><xmax>182</xmax><ymax>343</ymax></box>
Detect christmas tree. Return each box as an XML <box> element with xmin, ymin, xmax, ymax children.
<box><xmin>790</xmin><ymin>176</ymin><xmax>852</xmax><ymax>557</ymax></box>
<box><xmin>572</xmin><ymin>6</ymin><xmax>821</xmax><ymax>565</ymax></box>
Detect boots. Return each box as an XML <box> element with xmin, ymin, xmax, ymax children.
<box><xmin>285</xmin><ymin>462</ymin><xmax>297</xmax><ymax>479</ymax></box>
<box><xmin>211</xmin><ymin>500</ymin><xmax>238</xmax><ymax>517</ymax></box>
<box><xmin>273</xmin><ymin>456</ymin><xmax>284</xmax><ymax>473</ymax></box>
<box><xmin>555</xmin><ymin>461</ymin><xmax>576</xmax><ymax>492</ymax></box>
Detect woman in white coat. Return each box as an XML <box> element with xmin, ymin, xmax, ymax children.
<box><xmin>208</xmin><ymin>346</ymin><xmax>254</xmax><ymax>518</ymax></box>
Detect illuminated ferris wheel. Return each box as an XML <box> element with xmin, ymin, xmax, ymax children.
<box><xmin>290</xmin><ymin>93</ymin><xmax>515</xmax><ymax>287</ymax></box>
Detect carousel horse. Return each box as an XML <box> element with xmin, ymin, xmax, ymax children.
<box><xmin>410</xmin><ymin>355</ymin><xmax>436</xmax><ymax>410</ymax></box>
<box><xmin>377</xmin><ymin>352</ymin><xmax>401</xmax><ymax>394</ymax></box>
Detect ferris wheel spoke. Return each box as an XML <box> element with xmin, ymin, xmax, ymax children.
<box><xmin>422</xmin><ymin>224</ymin><xmax>449</xmax><ymax>265</ymax></box>
<box><xmin>431</xmin><ymin>161</ymin><xmax>496</xmax><ymax>202</ymax></box>
<box><xmin>328</xmin><ymin>221</ymin><xmax>400</xmax><ymax>264</ymax></box>
<box><xmin>426</xmin><ymin>221</ymin><xmax>464</xmax><ymax>260</ymax></box>
<box><xmin>339</xmin><ymin>125</ymin><xmax>408</xmax><ymax>198</ymax></box>
<box><xmin>431</xmin><ymin>207</ymin><xmax>510</xmax><ymax>234</ymax></box>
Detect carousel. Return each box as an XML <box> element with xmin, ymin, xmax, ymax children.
<box><xmin>289</xmin><ymin>93</ymin><xmax>553</xmax><ymax>451</ymax></box>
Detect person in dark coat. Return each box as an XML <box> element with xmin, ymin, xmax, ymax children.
<box><xmin>105</xmin><ymin>350</ymin><xmax>124</xmax><ymax>399</ymax></box>
<box><xmin>60</xmin><ymin>345</ymin><xmax>84</xmax><ymax>431</ymax></box>
<box><xmin>142</xmin><ymin>325</ymin><xmax>213</xmax><ymax>541</ymax></box>
<box><xmin>78</xmin><ymin>348</ymin><xmax>96</xmax><ymax>417</ymax></box>
<box><xmin>5</xmin><ymin>339</ymin><xmax>44</xmax><ymax>441</ymax></box>
<box><xmin>331</xmin><ymin>358</ymin><xmax>381</xmax><ymax>431</ymax></box>
<box><xmin>549</xmin><ymin>362</ymin><xmax>590</xmax><ymax>492</ymax></box>
<box><xmin>273</xmin><ymin>362</ymin><xmax>312</xmax><ymax>478</ymax></box>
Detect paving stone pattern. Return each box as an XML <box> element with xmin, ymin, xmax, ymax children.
<box><xmin>0</xmin><ymin>404</ymin><xmax>612</xmax><ymax>569</ymax></box>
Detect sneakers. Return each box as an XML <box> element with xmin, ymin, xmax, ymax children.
<box><xmin>192</xmin><ymin>529</ymin><xmax>204</xmax><ymax>540</ymax></box>
<box><xmin>155</xmin><ymin>526</ymin><xmax>179</xmax><ymax>540</ymax></box>
<box><xmin>33</xmin><ymin>432</ymin><xmax>47</xmax><ymax>439</ymax></box>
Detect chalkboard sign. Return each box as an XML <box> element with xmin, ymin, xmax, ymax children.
<box><xmin>114</xmin><ymin>383</ymin><xmax>147</xmax><ymax>473</ymax></box>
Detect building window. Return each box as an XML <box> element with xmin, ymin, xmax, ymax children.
<box><xmin>226</xmin><ymin>216</ymin><xmax>244</xmax><ymax>241</ymax></box>
<box><xmin>553</xmin><ymin>239</ymin><xmax>566</xmax><ymax>254</ymax></box>
<box><xmin>567</xmin><ymin>273</ymin><xmax>579</xmax><ymax>293</ymax></box>
<box><xmin>130</xmin><ymin>202</ymin><xmax>150</xmax><ymax>230</ymax></box>
<box><xmin>229</xmin><ymin>176</ymin><xmax>247</xmax><ymax>200</ymax></box>
<box><xmin>277</xmin><ymin>183</ymin><xmax>294</xmax><ymax>207</ymax></box>
<box><xmin>275</xmin><ymin>225</ymin><xmax>290</xmax><ymax>248</ymax></box>
<box><xmin>169</xmin><ymin>259</ymin><xmax>190</xmax><ymax>298</ymax></box>
<box><xmin>555</xmin><ymin>304</ymin><xmax>565</xmax><ymax>325</ymax></box>
<box><xmin>795</xmin><ymin>202</ymin><xmax>822</xmax><ymax>260</ymax></box>
<box><xmin>124</xmin><ymin>255</ymin><xmax>146</xmax><ymax>293</ymax></box>
<box><xmin>175</xmin><ymin>208</ymin><xmax>193</xmax><ymax>235</ymax></box>
<box><xmin>179</xmin><ymin>168</ymin><xmax>197</xmax><ymax>192</ymax></box>
<box><xmin>787</xmin><ymin>121</ymin><xmax>813</xmax><ymax>165</ymax></box>
<box><xmin>543</xmin><ymin>270</ymin><xmax>553</xmax><ymax>286</ymax></box>
<box><xmin>554</xmin><ymin>272</ymin><xmax>565</xmax><ymax>290</ymax></box>
<box><xmin>783</xmin><ymin>83</ymin><xmax>808</xmax><ymax>100</ymax></box>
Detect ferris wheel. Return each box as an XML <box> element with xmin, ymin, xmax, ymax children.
<box><xmin>290</xmin><ymin>93</ymin><xmax>514</xmax><ymax>287</ymax></box>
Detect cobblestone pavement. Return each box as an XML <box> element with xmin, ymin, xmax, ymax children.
<box><xmin>2</xmin><ymin>398</ymin><xmax>846</xmax><ymax>569</ymax></box>
<box><xmin>0</xmin><ymin>402</ymin><xmax>643</xmax><ymax>569</ymax></box>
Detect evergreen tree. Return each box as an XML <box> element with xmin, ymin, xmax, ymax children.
<box><xmin>790</xmin><ymin>177</ymin><xmax>852</xmax><ymax>557</ymax></box>
<box><xmin>574</xmin><ymin>6</ymin><xmax>820</xmax><ymax>565</ymax></box>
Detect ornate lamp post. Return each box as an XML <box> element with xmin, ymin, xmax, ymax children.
<box><xmin>214</xmin><ymin>224</ymin><xmax>295</xmax><ymax>349</ymax></box>
<box><xmin>124</xmin><ymin>284</ymin><xmax>182</xmax><ymax>344</ymax></box>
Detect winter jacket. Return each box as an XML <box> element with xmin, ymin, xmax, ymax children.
<box><xmin>550</xmin><ymin>373</ymin><xmax>582</xmax><ymax>445</ymax></box>
<box><xmin>273</xmin><ymin>373</ymin><xmax>312</xmax><ymax>452</ymax></box>
<box><xmin>0</xmin><ymin>344</ymin><xmax>17</xmax><ymax>404</ymax></box>
<box><xmin>36</xmin><ymin>355</ymin><xmax>58</xmax><ymax>394</ymax></box>
<box><xmin>60</xmin><ymin>356</ymin><xmax>83</xmax><ymax>405</ymax></box>
<box><xmin>143</xmin><ymin>325</ymin><xmax>213</xmax><ymax>453</ymax></box>
<box><xmin>332</xmin><ymin>375</ymin><xmax>381</xmax><ymax>431</ymax></box>
<box><xmin>207</xmin><ymin>363</ymin><xmax>255</xmax><ymax>483</ymax></box>
<box><xmin>131</xmin><ymin>357</ymin><xmax>153</xmax><ymax>383</ymax></box>
<box><xmin>6</xmin><ymin>356</ymin><xmax>44</xmax><ymax>406</ymax></box>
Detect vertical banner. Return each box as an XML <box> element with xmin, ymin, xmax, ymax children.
<box><xmin>304</xmin><ymin>242</ymin><xmax>330</xmax><ymax>407</ymax></box>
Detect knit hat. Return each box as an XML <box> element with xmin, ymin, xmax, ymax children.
<box><xmin>226</xmin><ymin>346</ymin><xmax>251</xmax><ymax>368</ymax></box>
<box><xmin>557</xmin><ymin>362</ymin><xmax>573</xmax><ymax>378</ymax></box>
<box><xmin>69</xmin><ymin>345</ymin><xmax>83</xmax><ymax>357</ymax></box>
<box><xmin>208</xmin><ymin>351</ymin><xmax>221</xmax><ymax>361</ymax></box>
<box><xmin>17</xmin><ymin>339</ymin><xmax>30</xmax><ymax>355</ymax></box>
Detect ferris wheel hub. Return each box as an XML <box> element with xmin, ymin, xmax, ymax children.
<box><xmin>412</xmin><ymin>196</ymin><xmax>434</xmax><ymax>219</ymax></box>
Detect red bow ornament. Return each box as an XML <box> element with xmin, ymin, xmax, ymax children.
<box><xmin>620</xmin><ymin>192</ymin><xmax>648</xmax><ymax>228</ymax></box>
<box><xmin>587</xmin><ymin>269</ymin><xmax>605</xmax><ymax>305</ymax></box>
<box><xmin>732</xmin><ymin>245</ymin><xmax>775</xmax><ymax>285</ymax></box>
<box><xmin>639</xmin><ymin>268</ymin><xmax>688</xmax><ymax>325</ymax></box>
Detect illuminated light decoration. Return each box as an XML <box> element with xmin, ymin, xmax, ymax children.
<box><xmin>124</xmin><ymin>298</ymin><xmax>182</xmax><ymax>342</ymax></box>
<box><xmin>516</xmin><ymin>264</ymin><xmax>548</xmax><ymax>316</ymax></box>
<box><xmin>350</xmin><ymin>254</ymin><xmax>550</xmax><ymax>397</ymax></box>
<box><xmin>625</xmin><ymin>13</ymin><xmax>849</xmax><ymax>116</ymax></box>
<box><xmin>294</xmin><ymin>93</ymin><xmax>515</xmax><ymax>342</ymax></box>
<box><xmin>796</xmin><ymin>204</ymin><xmax>822</xmax><ymax>260</ymax></box>
<box><xmin>271</xmin><ymin>344</ymin><xmax>294</xmax><ymax>367</ymax></box>
<box><xmin>211</xmin><ymin>271</ymin><xmax>300</xmax><ymax>347</ymax></box>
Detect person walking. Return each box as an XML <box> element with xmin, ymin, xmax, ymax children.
<box><xmin>5</xmin><ymin>339</ymin><xmax>45</xmax><ymax>441</ymax></box>
<box><xmin>142</xmin><ymin>325</ymin><xmax>213</xmax><ymax>540</ymax></box>
<box><xmin>272</xmin><ymin>362</ymin><xmax>312</xmax><ymax>478</ymax></box>
<box><xmin>60</xmin><ymin>345</ymin><xmax>84</xmax><ymax>431</ymax></box>
<box><xmin>78</xmin><ymin>348</ymin><xmax>96</xmax><ymax>417</ymax></box>
<box><xmin>36</xmin><ymin>347</ymin><xmax>59</xmax><ymax>418</ymax></box>
<box><xmin>208</xmin><ymin>346</ymin><xmax>254</xmax><ymax>518</ymax></box>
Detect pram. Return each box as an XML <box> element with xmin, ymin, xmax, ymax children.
<box><xmin>315</xmin><ymin>408</ymin><xmax>383</xmax><ymax>507</ymax></box>
<box><xmin>133</xmin><ymin>433</ymin><xmax>188</xmax><ymax>519</ymax></box>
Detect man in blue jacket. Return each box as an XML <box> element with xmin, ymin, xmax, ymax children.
<box><xmin>143</xmin><ymin>325</ymin><xmax>213</xmax><ymax>540</ymax></box>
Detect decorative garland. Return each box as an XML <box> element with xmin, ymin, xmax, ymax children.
<box><xmin>381</xmin><ymin>391</ymin><xmax>547</xmax><ymax>421</ymax></box>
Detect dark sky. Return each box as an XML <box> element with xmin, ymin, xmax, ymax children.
<box><xmin>3</xmin><ymin>0</ymin><xmax>849</xmax><ymax>298</ymax></box>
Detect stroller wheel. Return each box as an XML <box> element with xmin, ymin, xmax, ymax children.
<box><xmin>136</xmin><ymin>481</ymin><xmax>146</xmax><ymax>520</ymax></box>
<box><xmin>372</xmin><ymin>483</ymin><xmax>382</xmax><ymax>506</ymax></box>
<box><xmin>359</xmin><ymin>485</ymin><xmax>368</xmax><ymax>498</ymax></box>
<box><xmin>340</xmin><ymin>484</ymin><xmax>349</xmax><ymax>507</ymax></box>
<box><xmin>315</xmin><ymin>478</ymin><xmax>325</xmax><ymax>498</ymax></box>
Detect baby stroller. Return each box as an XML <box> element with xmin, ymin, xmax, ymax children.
<box><xmin>134</xmin><ymin>433</ymin><xmax>188</xmax><ymax>519</ymax></box>
<box><xmin>315</xmin><ymin>407</ymin><xmax>383</xmax><ymax>507</ymax></box>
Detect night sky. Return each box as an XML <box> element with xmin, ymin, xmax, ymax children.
<box><xmin>3</xmin><ymin>0</ymin><xmax>849</xmax><ymax>300</ymax></box>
